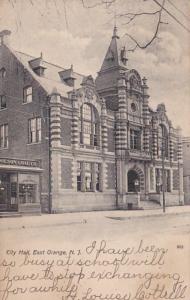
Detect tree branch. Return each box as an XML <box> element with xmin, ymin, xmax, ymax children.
<box><xmin>118</xmin><ymin>10</ymin><xmax>160</xmax><ymax>25</ymax></box>
<box><xmin>126</xmin><ymin>0</ymin><xmax>166</xmax><ymax>51</ymax></box>
<box><xmin>81</xmin><ymin>0</ymin><xmax>116</xmax><ymax>9</ymax></box>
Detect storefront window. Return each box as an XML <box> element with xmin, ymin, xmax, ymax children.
<box><xmin>19</xmin><ymin>184</ymin><xmax>36</xmax><ymax>203</ymax></box>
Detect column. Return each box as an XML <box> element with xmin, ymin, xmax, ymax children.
<box><xmin>115</xmin><ymin>74</ymin><xmax>128</xmax><ymax>208</ymax></box>
<box><xmin>152</xmin><ymin>117</ymin><xmax>158</xmax><ymax>160</ymax></box>
<box><xmin>49</xmin><ymin>91</ymin><xmax>62</xmax><ymax>148</ymax></box>
<box><xmin>115</xmin><ymin>75</ymin><xmax>127</xmax><ymax>155</ymax></box>
<box><xmin>71</xmin><ymin>90</ymin><xmax>79</xmax><ymax>149</ymax></box>
<box><xmin>49</xmin><ymin>91</ymin><xmax>62</xmax><ymax>212</ymax></box>
<box><xmin>169</xmin><ymin>124</ymin><xmax>174</xmax><ymax>162</ymax></box>
<box><xmin>101</xmin><ymin>98</ymin><xmax>108</xmax><ymax>154</ymax></box>
<box><xmin>142</xmin><ymin>77</ymin><xmax>150</xmax><ymax>153</ymax></box>
<box><xmin>177</xmin><ymin>127</ymin><xmax>184</xmax><ymax>204</ymax></box>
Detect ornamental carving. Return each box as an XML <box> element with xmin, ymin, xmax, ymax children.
<box><xmin>84</xmin><ymin>88</ymin><xmax>94</xmax><ymax>100</ymax></box>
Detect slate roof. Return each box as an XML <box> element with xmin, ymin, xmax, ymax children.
<box><xmin>13</xmin><ymin>50</ymin><xmax>85</xmax><ymax>97</ymax></box>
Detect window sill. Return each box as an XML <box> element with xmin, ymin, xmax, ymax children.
<box><xmin>27</xmin><ymin>142</ymin><xmax>41</xmax><ymax>145</ymax></box>
<box><xmin>22</xmin><ymin>101</ymin><xmax>33</xmax><ymax>105</ymax></box>
<box><xmin>80</xmin><ymin>144</ymin><xmax>100</xmax><ymax>150</ymax></box>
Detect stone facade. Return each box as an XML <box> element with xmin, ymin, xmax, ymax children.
<box><xmin>182</xmin><ymin>137</ymin><xmax>190</xmax><ymax>205</ymax></box>
<box><xmin>0</xmin><ymin>28</ymin><xmax>184</xmax><ymax>214</ymax></box>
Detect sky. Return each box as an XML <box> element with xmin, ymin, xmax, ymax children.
<box><xmin>0</xmin><ymin>0</ymin><xmax>190</xmax><ymax>135</ymax></box>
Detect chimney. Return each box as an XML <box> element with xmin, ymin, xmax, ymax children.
<box><xmin>0</xmin><ymin>30</ymin><xmax>11</xmax><ymax>46</ymax></box>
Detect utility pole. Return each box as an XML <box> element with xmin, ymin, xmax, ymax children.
<box><xmin>162</xmin><ymin>126</ymin><xmax>166</xmax><ymax>213</ymax></box>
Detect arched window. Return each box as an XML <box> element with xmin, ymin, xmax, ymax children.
<box><xmin>80</xmin><ymin>103</ymin><xmax>100</xmax><ymax>147</ymax></box>
<box><xmin>157</xmin><ymin>124</ymin><xmax>168</xmax><ymax>159</ymax></box>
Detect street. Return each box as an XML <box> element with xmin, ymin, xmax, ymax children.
<box><xmin>0</xmin><ymin>209</ymin><xmax>190</xmax><ymax>300</ymax></box>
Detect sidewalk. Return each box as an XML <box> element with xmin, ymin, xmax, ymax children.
<box><xmin>0</xmin><ymin>205</ymin><xmax>190</xmax><ymax>231</ymax></box>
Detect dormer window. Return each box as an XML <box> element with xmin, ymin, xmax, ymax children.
<box><xmin>59</xmin><ymin>65</ymin><xmax>76</xmax><ymax>87</ymax></box>
<box><xmin>0</xmin><ymin>95</ymin><xmax>7</xmax><ymax>110</ymax></box>
<box><xmin>23</xmin><ymin>86</ymin><xmax>32</xmax><ymax>103</ymax></box>
<box><xmin>29</xmin><ymin>54</ymin><xmax>46</xmax><ymax>77</ymax></box>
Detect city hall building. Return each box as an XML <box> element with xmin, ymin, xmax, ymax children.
<box><xmin>0</xmin><ymin>28</ymin><xmax>184</xmax><ymax>214</ymax></box>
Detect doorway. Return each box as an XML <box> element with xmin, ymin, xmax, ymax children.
<box><xmin>0</xmin><ymin>173</ymin><xmax>18</xmax><ymax>211</ymax></box>
<box><xmin>128</xmin><ymin>170</ymin><xmax>140</xmax><ymax>192</ymax></box>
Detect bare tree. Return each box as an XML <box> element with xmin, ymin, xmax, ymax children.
<box><xmin>81</xmin><ymin>0</ymin><xmax>190</xmax><ymax>51</ymax></box>
<box><xmin>5</xmin><ymin>0</ymin><xmax>190</xmax><ymax>52</ymax></box>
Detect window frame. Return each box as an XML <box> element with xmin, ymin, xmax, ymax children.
<box><xmin>80</xmin><ymin>103</ymin><xmax>100</xmax><ymax>148</ymax></box>
<box><xmin>157</xmin><ymin>124</ymin><xmax>169</xmax><ymax>159</ymax></box>
<box><xmin>23</xmin><ymin>86</ymin><xmax>33</xmax><ymax>104</ymax></box>
<box><xmin>28</xmin><ymin>117</ymin><xmax>42</xmax><ymax>144</ymax></box>
<box><xmin>0</xmin><ymin>95</ymin><xmax>7</xmax><ymax>110</ymax></box>
<box><xmin>0</xmin><ymin>68</ymin><xmax>6</xmax><ymax>79</ymax></box>
<box><xmin>77</xmin><ymin>161</ymin><xmax>101</xmax><ymax>192</ymax></box>
<box><xmin>0</xmin><ymin>124</ymin><xmax>8</xmax><ymax>149</ymax></box>
<box><xmin>130</xmin><ymin>129</ymin><xmax>141</xmax><ymax>150</ymax></box>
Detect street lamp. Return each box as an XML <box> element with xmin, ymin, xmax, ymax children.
<box><xmin>156</xmin><ymin>179</ymin><xmax>161</xmax><ymax>194</ymax></box>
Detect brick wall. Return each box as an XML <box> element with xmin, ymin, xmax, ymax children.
<box><xmin>107</xmin><ymin>127</ymin><xmax>115</xmax><ymax>152</ymax></box>
<box><xmin>107</xmin><ymin>162</ymin><xmax>116</xmax><ymax>189</ymax></box>
<box><xmin>61</xmin><ymin>158</ymin><xmax>73</xmax><ymax>189</ymax></box>
<box><xmin>60</xmin><ymin>117</ymin><xmax>71</xmax><ymax>146</ymax></box>
<box><xmin>0</xmin><ymin>44</ymin><xmax>50</xmax><ymax>206</ymax></box>
<box><xmin>173</xmin><ymin>169</ymin><xmax>179</xmax><ymax>190</ymax></box>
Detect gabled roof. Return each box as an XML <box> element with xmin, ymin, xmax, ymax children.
<box><xmin>13</xmin><ymin>50</ymin><xmax>85</xmax><ymax>97</ymax></box>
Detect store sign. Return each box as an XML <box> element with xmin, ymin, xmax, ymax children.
<box><xmin>0</xmin><ymin>158</ymin><xmax>40</xmax><ymax>168</ymax></box>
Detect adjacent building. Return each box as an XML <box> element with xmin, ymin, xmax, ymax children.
<box><xmin>182</xmin><ymin>137</ymin><xmax>190</xmax><ymax>205</ymax></box>
<box><xmin>0</xmin><ymin>28</ymin><xmax>184</xmax><ymax>214</ymax></box>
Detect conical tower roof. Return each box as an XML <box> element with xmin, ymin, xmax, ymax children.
<box><xmin>99</xmin><ymin>26</ymin><xmax>128</xmax><ymax>73</ymax></box>
<box><xmin>96</xmin><ymin>27</ymin><xmax>128</xmax><ymax>102</ymax></box>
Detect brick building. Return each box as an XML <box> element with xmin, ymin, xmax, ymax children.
<box><xmin>182</xmin><ymin>137</ymin><xmax>190</xmax><ymax>205</ymax></box>
<box><xmin>0</xmin><ymin>28</ymin><xmax>184</xmax><ymax>214</ymax></box>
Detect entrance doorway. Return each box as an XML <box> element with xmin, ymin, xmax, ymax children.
<box><xmin>128</xmin><ymin>170</ymin><xmax>140</xmax><ymax>192</ymax></box>
<box><xmin>0</xmin><ymin>173</ymin><xmax>18</xmax><ymax>211</ymax></box>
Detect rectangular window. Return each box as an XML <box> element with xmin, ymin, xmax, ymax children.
<box><xmin>155</xmin><ymin>168</ymin><xmax>170</xmax><ymax>192</ymax></box>
<box><xmin>94</xmin><ymin>163</ymin><xmax>100</xmax><ymax>191</ymax></box>
<box><xmin>28</xmin><ymin>117</ymin><xmax>42</xmax><ymax>143</ymax></box>
<box><xmin>23</xmin><ymin>86</ymin><xmax>32</xmax><ymax>103</ymax></box>
<box><xmin>0</xmin><ymin>124</ymin><xmax>8</xmax><ymax>148</ymax></box>
<box><xmin>130</xmin><ymin>129</ymin><xmax>141</xmax><ymax>150</ymax></box>
<box><xmin>77</xmin><ymin>161</ymin><xmax>101</xmax><ymax>192</ymax></box>
<box><xmin>84</xmin><ymin>162</ymin><xmax>93</xmax><ymax>191</ymax></box>
<box><xmin>77</xmin><ymin>162</ymin><xmax>82</xmax><ymax>191</ymax></box>
<box><xmin>0</xmin><ymin>95</ymin><xmax>7</xmax><ymax>110</ymax></box>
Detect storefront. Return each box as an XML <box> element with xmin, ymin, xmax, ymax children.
<box><xmin>0</xmin><ymin>158</ymin><xmax>43</xmax><ymax>214</ymax></box>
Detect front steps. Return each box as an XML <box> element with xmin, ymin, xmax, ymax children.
<box><xmin>0</xmin><ymin>211</ymin><xmax>22</xmax><ymax>218</ymax></box>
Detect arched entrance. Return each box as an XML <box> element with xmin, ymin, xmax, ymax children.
<box><xmin>128</xmin><ymin>170</ymin><xmax>140</xmax><ymax>192</ymax></box>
